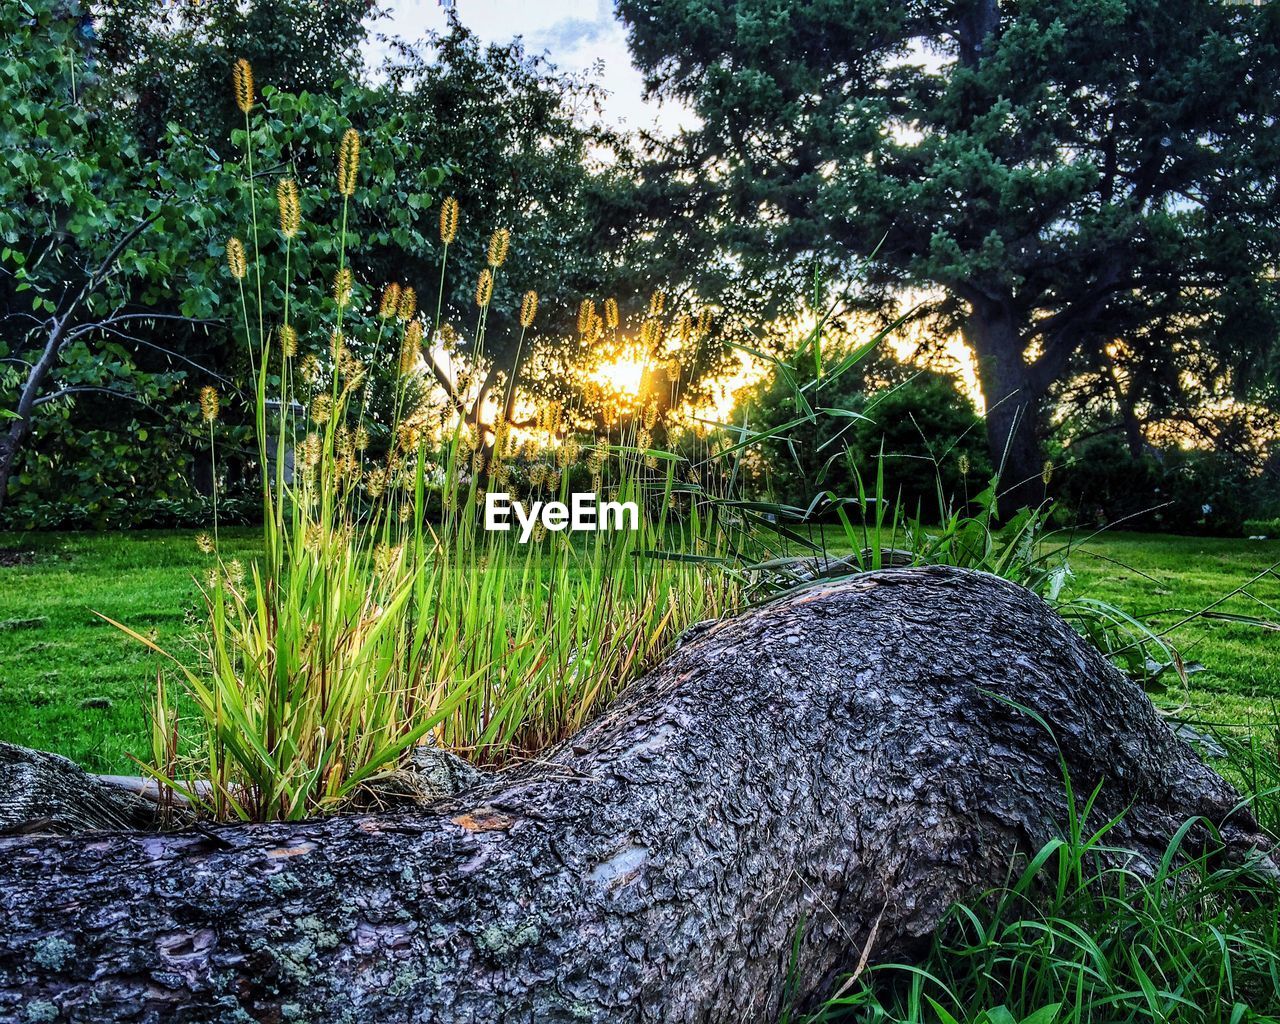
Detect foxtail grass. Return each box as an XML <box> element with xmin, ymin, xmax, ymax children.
<box><xmin>113</xmin><ymin>65</ymin><xmax>741</xmax><ymax>821</ymax></box>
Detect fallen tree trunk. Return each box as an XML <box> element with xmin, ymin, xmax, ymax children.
<box><xmin>0</xmin><ymin>567</ymin><xmax>1268</xmax><ymax>1023</ymax></box>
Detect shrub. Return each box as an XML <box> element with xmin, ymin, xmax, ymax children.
<box><xmin>738</xmin><ymin>348</ymin><xmax>990</xmax><ymax>519</ymax></box>
<box><xmin>1243</xmin><ymin>518</ymin><xmax>1280</xmax><ymax>538</ymax></box>
<box><xmin>1054</xmin><ymin>433</ymin><xmax>1279</xmax><ymax>536</ymax></box>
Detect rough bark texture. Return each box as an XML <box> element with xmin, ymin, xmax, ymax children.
<box><xmin>0</xmin><ymin>744</ymin><xmax>163</xmax><ymax>836</ymax></box>
<box><xmin>963</xmin><ymin>303</ymin><xmax>1049</xmax><ymax>516</ymax></box>
<box><xmin>0</xmin><ymin>567</ymin><xmax>1267</xmax><ymax>1023</ymax></box>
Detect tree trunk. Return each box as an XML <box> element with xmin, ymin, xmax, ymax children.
<box><xmin>0</xmin><ymin>567</ymin><xmax>1267</xmax><ymax>1023</ymax></box>
<box><xmin>0</xmin><ymin>320</ymin><xmax>67</xmax><ymax>511</ymax></box>
<box><xmin>963</xmin><ymin>303</ymin><xmax>1048</xmax><ymax>516</ymax></box>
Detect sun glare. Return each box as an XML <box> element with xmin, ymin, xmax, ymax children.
<box><xmin>592</xmin><ymin>356</ymin><xmax>647</xmax><ymax>398</ymax></box>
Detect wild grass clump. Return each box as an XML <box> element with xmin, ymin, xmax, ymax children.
<box><xmin>111</xmin><ymin>63</ymin><xmax>739</xmax><ymax>821</ymax></box>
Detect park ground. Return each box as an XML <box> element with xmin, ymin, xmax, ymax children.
<box><xmin>0</xmin><ymin>528</ymin><xmax>1276</xmax><ymax>774</ymax></box>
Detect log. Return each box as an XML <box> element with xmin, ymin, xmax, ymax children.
<box><xmin>0</xmin><ymin>567</ymin><xmax>1268</xmax><ymax>1023</ymax></box>
<box><xmin>0</xmin><ymin>744</ymin><xmax>164</xmax><ymax>836</ymax></box>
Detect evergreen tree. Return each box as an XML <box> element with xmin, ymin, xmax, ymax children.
<box><xmin>617</xmin><ymin>0</ymin><xmax>1280</xmax><ymax>511</ymax></box>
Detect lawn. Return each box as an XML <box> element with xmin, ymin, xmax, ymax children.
<box><xmin>1057</xmin><ymin>530</ymin><xmax>1280</xmax><ymax>729</ymax></box>
<box><xmin>0</xmin><ymin>527</ymin><xmax>1277</xmax><ymax>773</ymax></box>
<box><xmin>0</xmin><ymin>528</ymin><xmax>260</xmax><ymax>772</ymax></box>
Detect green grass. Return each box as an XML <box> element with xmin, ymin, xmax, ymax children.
<box><xmin>3</xmin><ymin>526</ymin><xmax>1278</xmax><ymax>1022</ymax></box>
<box><xmin>0</xmin><ymin>528</ymin><xmax>259</xmax><ymax>772</ymax></box>
<box><xmin>1056</xmin><ymin>531</ymin><xmax>1280</xmax><ymax>728</ymax></box>
<box><xmin>0</xmin><ymin>528</ymin><xmax>1277</xmax><ymax>773</ymax></box>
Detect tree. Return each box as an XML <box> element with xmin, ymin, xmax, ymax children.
<box><xmin>375</xmin><ymin>16</ymin><xmax>632</xmax><ymax>426</ymax></box>
<box><xmin>94</xmin><ymin>0</ymin><xmax>372</xmax><ymax>157</ymax></box>
<box><xmin>0</xmin><ymin>567</ymin><xmax>1266</xmax><ymax>1020</ymax></box>
<box><xmin>0</xmin><ymin>0</ymin><xmax>446</xmax><ymax>515</ymax></box>
<box><xmin>0</xmin><ymin>0</ymin><xmax>220</xmax><ymax>511</ymax></box>
<box><xmin>615</xmin><ymin>0</ymin><xmax>1280</xmax><ymax>513</ymax></box>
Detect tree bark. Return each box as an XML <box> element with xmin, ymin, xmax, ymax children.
<box><xmin>963</xmin><ymin>303</ymin><xmax>1048</xmax><ymax>516</ymax></box>
<box><xmin>0</xmin><ymin>318</ymin><xmax>68</xmax><ymax>511</ymax></box>
<box><xmin>0</xmin><ymin>567</ymin><xmax>1267</xmax><ymax>1023</ymax></box>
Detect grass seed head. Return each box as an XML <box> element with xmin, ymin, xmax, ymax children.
<box><xmin>577</xmin><ymin>298</ymin><xmax>596</xmax><ymax>335</ymax></box>
<box><xmin>333</xmin><ymin>268</ymin><xmax>354</xmax><ymax>308</ymax></box>
<box><xmin>276</xmin><ymin>178</ymin><xmax>301</xmax><ymax>238</ymax></box>
<box><xmin>400</xmin><ymin>321</ymin><xmax>424</xmax><ymax>375</ymax></box>
<box><xmin>378</xmin><ymin>282</ymin><xmax>401</xmax><ymax>320</ymax></box>
<box><xmin>397</xmin><ymin>286</ymin><xmax>417</xmax><ymax>322</ymax></box>
<box><xmin>199</xmin><ymin>385</ymin><xmax>220</xmax><ymax>423</ymax></box>
<box><xmin>337</xmin><ymin>128</ymin><xmax>360</xmax><ymax>197</ymax></box>
<box><xmin>311</xmin><ymin>394</ymin><xmax>332</xmax><ymax>425</ymax></box>
<box><xmin>640</xmin><ymin>317</ymin><xmax>662</xmax><ymax>350</ymax></box>
<box><xmin>519</xmin><ymin>289</ymin><xmax>539</xmax><ymax>328</ymax></box>
<box><xmin>475</xmin><ymin>268</ymin><xmax>494</xmax><ymax>307</ymax></box>
<box><xmin>487</xmin><ymin>227</ymin><xmax>510</xmax><ymax>268</ymax></box>
<box><xmin>231</xmin><ymin>58</ymin><xmax>254</xmax><ymax>114</ymax></box>
<box><xmin>439</xmin><ymin>196</ymin><xmax>459</xmax><ymax>244</ymax></box>
<box><xmin>225</xmin><ymin>237</ymin><xmax>247</xmax><ymax>280</ymax></box>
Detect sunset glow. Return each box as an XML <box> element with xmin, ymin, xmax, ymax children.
<box><xmin>591</xmin><ymin>355</ymin><xmax>647</xmax><ymax>397</ymax></box>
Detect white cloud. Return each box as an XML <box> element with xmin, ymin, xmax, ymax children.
<box><xmin>365</xmin><ymin>0</ymin><xmax>693</xmax><ymax>135</ymax></box>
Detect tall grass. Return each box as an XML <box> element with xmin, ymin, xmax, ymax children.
<box><xmin>111</xmin><ymin>66</ymin><xmax>739</xmax><ymax>821</ymax></box>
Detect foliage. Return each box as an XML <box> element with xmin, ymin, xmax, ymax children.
<box><xmin>616</xmin><ymin>0</ymin><xmax>1280</xmax><ymax>511</ymax></box>
<box><xmin>1053</xmin><ymin>432</ymin><xmax>1280</xmax><ymax>536</ymax></box>
<box><xmin>0</xmin><ymin>0</ymin><xmax>446</xmax><ymax>522</ymax></box>
<box><xmin>1244</xmin><ymin>519</ymin><xmax>1280</xmax><ymax>539</ymax></box>
<box><xmin>100</xmin><ymin>0</ymin><xmax>637</xmax><ymax>411</ymax></box>
<box><xmin>2</xmin><ymin>2</ymin><xmax>657</xmax><ymax>524</ymax></box>
<box><xmin>4</xmin><ymin>529</ymin><xmax>1275</xmax><ymax>776</ymax></box>
<box><xmin>376</xmin><ymin>18</ymin><xmax>628</xmax><ymax>376</ymax></box>
<box><xmin>111</xmin><ymin>78</ymin><xmax>739</xmax><ymax>820</ymax></box>
<box><xmin>94</xmin><ymin>0</ymin><xmax>372</xmax><ymax>153</ymax></box>
<box><xmin>738</xmin><ymin>347</ymin><xmax>990</xmax><ymax>517</ymax></box>
<box><xmin>712</xmin><ymin>314</ymin><xmax>1199</xmax><ymax>696</ymax></box>
<box><xmin>0</xmin><ymin>0</ymin><xmax>214</xmax><ymax>506</ymax></box>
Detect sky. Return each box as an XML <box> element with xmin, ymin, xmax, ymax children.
<box><xmin>364</xmin><ymin>0</ymin><xmax>692</xmax><ymax>135</ymax></box>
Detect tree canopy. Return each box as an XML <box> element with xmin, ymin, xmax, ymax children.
<box><xmin>0</xmin><ymin>1</ymin><xmax>631</xmax><ymax>523</ymax></box>
<box><xmin>617</xmin><ymin>0</ymin><xmax>1280</xmax><ymax>512</ymax></box>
